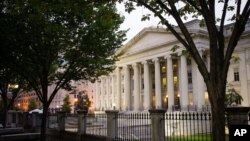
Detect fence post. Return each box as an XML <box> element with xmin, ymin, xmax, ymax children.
<box><xmin>149</xmin><ymin>109</ymin><xmax>166</xmax><ymax>141</ymax></box>
<box><xmin>106</xmin><ymin>110</ymin><xmax>119</xmax><ymax>141</ymax></box>
<box><xmin>57</xmin><ymin>111</ymin><xmax>66</xmax><ymax>132</ymax></box>
<box><xmin>32</xmin><ymin>112</ymin><xmax>39</xmax><ymax>128</ymax></box>
<box><xmin>77</xmin><ymin>110</ymin><xmax>88</xmax><ymax>135</ymax></box>
<box><xmin>226</xmin><ymin>107</ymin><xmax>250</xmax><ymax>125</ymax></box>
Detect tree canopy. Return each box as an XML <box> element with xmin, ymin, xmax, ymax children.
<box><xmin>0</xmin><ymin>0</ymin><xmax>125</xmax><ymax>140</ymax></box>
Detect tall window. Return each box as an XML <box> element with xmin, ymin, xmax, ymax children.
<box><xmin>188</xmin><ymin>71</ymin><xmax>192</xmax><ymax>84</ymax></box>
<box><xmin>234</xmin><ymin>68</ymin><xmax>240</xmax><ymax>81</ymax></box>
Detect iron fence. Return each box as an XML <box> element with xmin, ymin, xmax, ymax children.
<box><xmin>86</xmin><ymin>113</ymin><xmax>107</xmax><ymax>136</ymax></box>
<box><xmin>116</xmin><ymin>112</ymin><xmax>151</xmax><ymax>141</ymax></box>
<box><xmin>65</xmin><ymin>114</ymin><xmax>78</xmax><ymax>132</ymax></box>
<box><xmin>165</xmin><ymin>112</ymin><xmax>212</xmax><ymax>141</ymax></box>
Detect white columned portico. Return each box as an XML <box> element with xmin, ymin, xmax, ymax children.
<box><xmin>143</xmin><ymin>61</ymin><xmax>151</xmax><ymax>110</ymax></box>
<box><xmin>111</xmin><ymin>74</ymin><xmax>116</xmax><ymax>109</ymax></box>
<box><xmin>166</xmin><ymin>56</ymin><xmax>174</xmax><ymax>111</ymax></box>
<box><xmin>154</xmin><ymin>58</ymin><xmax>162</xmax><ymax>109</ymax></box>
<box><xmin>180</xmin><ymin>55</ymin><xmax>189</xmax><ymax>110</ymax></box>
<box><xmin>116</xmin><ymin>67</ymin><xmax>121</xmax><ymax>110</ymax></box>
<box><xmin>239</xmin><ymin>51</ymin><xmax>249</xmax><ymax>106</ymax></box>
<box><xmin>133</xmin><ymin>63</ymin><xmax>140</xmax><ymax>111</ymax></box>
<box><xmin>124</xmin><ymin>65</ymin><xmax>131</xmax><ymax>110</ymax></box>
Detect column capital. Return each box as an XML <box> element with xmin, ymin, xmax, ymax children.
<box><xmin>123</xmin><ymin>64</ymin><xmax>131</xmax><ymax>69</ymax></box>
<box><xmin>116</xmin><ymin>66</ymin><xmax>122</xmax><ymax>70</ymax></box>
<box><xmin>132</xmin><ymin>62</ymin><xmax>139</xmax><ymax>68</ymax></box>
<box><xmin>152</xmin><ymin>57</ymin><xmax>160</xmax><ymax>62</ymax></box>
<box><xmin>142</xmin><ymin>60</ymin><xmax>149</xmax><ymax>65</ymax></box>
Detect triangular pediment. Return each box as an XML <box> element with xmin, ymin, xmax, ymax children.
<box><xmin>117</xmin><ymin>27</ymin><xmax>177</xmax><ymax>57</ymax></box>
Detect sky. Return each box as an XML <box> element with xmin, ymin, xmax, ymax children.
<box><xmin>116</xmin><ymin>1</ymin><xmax>246</xmax><ymax>44</ymax></box>
<box><xmin>116</xmin><ymin>3</ymin><xmax>160</xmax><ymax>44</ymax></box>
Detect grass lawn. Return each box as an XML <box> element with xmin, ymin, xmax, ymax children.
<box><xmin>165</xmin><ymin>134</ymin><xmax>229</xmax><ymax>141</ymax></box>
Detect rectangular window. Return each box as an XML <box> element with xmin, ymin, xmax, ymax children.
<box><xmin>234</xmin><ymin>68</ymin><xmax>240</xmax><ymax>81</ymax></box>
<box><xmin>188</xmin><ymin>72</ymin><xmax>192</xmax><ymax>84</ymax></box>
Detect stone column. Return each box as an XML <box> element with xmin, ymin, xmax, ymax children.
<box><xmin>111</xmin><ymin>74</ymin><xmax>116</xmax><ymax>109</ymax></box>
<box><xmin>95</xmin><ymin>81</ymin><xmax>99</xmax><ymax>110</ymax></box>
<box><xmin>166</xmin><ymin>56</ymin><xmax>174</xmax><ymax>111</ymax></box>
<box><xmin>133</xmin><ymin>63</ymin><xmax>140</xmax><ymax>111</ymax></box>
<box><xmin>195</xmin><ymin>57</ymin><xmax>205</xmax><ymax>111</ymax></box>
<box><xmin>57</xmin><ymin>111</ymin><xmax>66</xmax><ymax>132</ymax></box>
<box><xmin>77</xmin><ymin>110</ymin><xmax>88</xmax><ymax>135</ymax></box>
<box><xmin>239</xmin><ymin>52</ymin><xmax>249</xmax><ymax>106</ymax></box>
<box><xmin>191</xmin><ymin>59</ymin><xmax>198</xmax><ymax>109</ymax></box>
<box><xmin>124</xmin><ymin>65</ymin><xmax>131</xmax><ymax>110</ymax></box>
<box><xmin>106</xmin><ymin>76</ymin><xmax>110</xmax><ymax>109</ymax></box>
<box><xmin>143</xmin><ymin>61</ymin><xmax>151</xmax><ymax>110</ymax></box>
<box><xmin>149</xmin><ymin>109</ymin><xmax>166</xmax><ymax>141</ymax></box>
<box><xmin>116</xmin><ymin>67</ymin><xmax>121</xmax><ymax>110</ymax></box>
<box><xmin>106</xmin><ymin>110</ymin><xmax>119</xmax><ymax>141</ymax></box>
<box><xmin>100</xmin><ymin>77</ymin><xmax>104</xmax><ymax>110</ymax></box>
<box><xmin>154</xmin><ymin>58</ymin><xmax>162</xmax><ymax>109</ymax></box>
<box><xmin>180</xmin><ymin>55</ymin><xmax>189</xmax><ymax>111</ymax></box>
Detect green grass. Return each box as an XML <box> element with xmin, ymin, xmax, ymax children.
<box><xmin>165</xmin><ymin>134</ymin><xmax>229</xmax><ymax>141</ymax></box>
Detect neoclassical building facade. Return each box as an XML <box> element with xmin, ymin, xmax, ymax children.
<box><xmin>94</xmin><ymin>20</ymin><xmax>250</xmax><ymax>111</ymax></box>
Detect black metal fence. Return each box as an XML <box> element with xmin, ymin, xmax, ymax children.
<box><xmin>115</xmin><ymin>112</ymin><xmax>151</xmax><ymax>141</ymax></box>
<box><xmin>65</xmin><ymin>114</ymin><xmax>78</xmax><ymax>132</ymax></box>
<box><xmin>165</xmin><ymin>112</ymin><xmax>212</xmax><ymax>141</ymax></box>
<box><xmin>86</xmin><ymin>113</ymin><xmax>107</xmax><ymax>136</ymax></box>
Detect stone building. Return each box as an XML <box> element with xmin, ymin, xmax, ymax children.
<box><xmin>94</xmin><ymin>19</ymin><xmax>250</xmax><ymax>111</ymax></box>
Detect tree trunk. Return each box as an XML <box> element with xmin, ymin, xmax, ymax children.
<box><xmin>40</xmin><ymin>104</ymin><xmax>48</xmax><ymax>141</ymax></box>
<box><xmin>211</xmin><ymin>99</ymin><xmax>225</xmax><ymax>141</ymax></box>
<box><xmin>2</xmin><ymin>96</ymin><xmax>8</xmax><ymax>128</ymax></box>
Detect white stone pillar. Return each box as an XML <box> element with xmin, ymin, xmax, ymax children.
<box><xmin>191</xmin><ymin>59</ymin><xmax>198</xmax><ymax>109</ymax></box>
<box><xmin>95</xmin><ymin>81</ymin><xmax>99</xmax><ymax>110</ymax></box>
<box><xmin>154</xmin><ymin>58</ymin><xmax>162</xmax><ymax>109</ymax></box>
<box><xmin>124</xmin><ymin>65</ymin><xmax>131</xmax><ymax>110</ymax></box>
<box><xmin>195</xmin><ymin>56</ymin><xmax>206</xmax><ymax>111</ymax></box>
<box><xmin>106</xmin><ymin>76</ymin><xmax>110</xmax><ymax>109</ymax></box>
<box><xmin>143</xmin><ymin>61</ymin><xmax>151</xmax><ymax>110</ymax></box>
<box><xmin>116</xmin><ymin>67</ymin><xmax>121</xmax><ymax>110</ymax></box>
<box><xmin>180</xmin><ymin>55</ymin><xmax>189</xmax><ymax>111</ymax></box>
<box><xmin>133</xmin><ymin>63</ymin><xmax>140</xmax><ymax>111</ymax></box>
<box><xmin>166</xmin><ymin>56</ymin><xmax>174</xmax><ymax>111</ymax></box>
<box><xmin>239</xmin><ymin>52</ymin><xmax>249</xmax><ymax>106</ymax></box>
<box><xmin>111</xmin><ymin>74</ymin><xmax>116</xmax><ymax>109</ymax></box>
<box><xmin>100</xmin><ymin>77</ymin><xmax>104</xmax><ymax>110</ymax></box>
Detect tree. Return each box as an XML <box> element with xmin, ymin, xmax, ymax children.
<box><xmin>28</xmin><ymin>99</ymin><xmax>38</xmax><ymax>111</ymax></box>
<box><xmin>116</xmin><ymin>0</ymin><xmax>250</xmax><ymax>141</ymax></box>
<box><xmin>225</xmin><ymin>87</ymin><xmax>243</xmax><ymax>106</ymax></box>
<box><xmin>82</xmin><ymin>93</ymin><xmax>91</xmax><ymax>111</ymax></box>
<box><xmin>0</xmin><ymin>65</ymin><xmax>27</xmax><ymax>128</ymax></box>
<box><xmin>61</xmin><ymin>95</ymin><xmax>71</xmax><ymax>113</ymax></box>
<box><xmin>0</xmin><ymin>1</ymin><xmax>125</xmax><ymax>141</ymax></box>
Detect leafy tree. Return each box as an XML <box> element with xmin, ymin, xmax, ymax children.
<box><xmin>28</xmin><ymin>99</ymin><xmax>38</xmax><ymax>111</ymax></box>
<box><xmin>82</xmin><ymin>93</ymin><xmax>91</xmax><ymax>111</ymax></box>
<box><xmin>0</xmin><ymin>1</ymin><xmax>125</xmax><ymax>140</ymax></box>
<box><xmin>116</xmin><ymin>0</ymin><xmax>250</xmax><ymax>141</ymax></box>
<box><xmin>225</xmin><ymin>88</ymin><xmax>243</xmax><ymax>106</ymax></box>
<box><xmin>0</xmin><ymin>65</ymin><xmax>27</xmax><ymax>128</ymax></box>
<box><xmin>61</xmin><ymin>95</ymin><xmax>71</xmax><ymax>113</ymax></box>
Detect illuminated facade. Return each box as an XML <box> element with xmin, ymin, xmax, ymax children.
<box><xmin>15</xmin><ymin>80</ymin><xmax>94</xmax><ymax>113</ymax></box>
<box><xmin>94</xmin><ymin>20</ymin><xmax>250</xmax><ymax>111</ymax></box>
